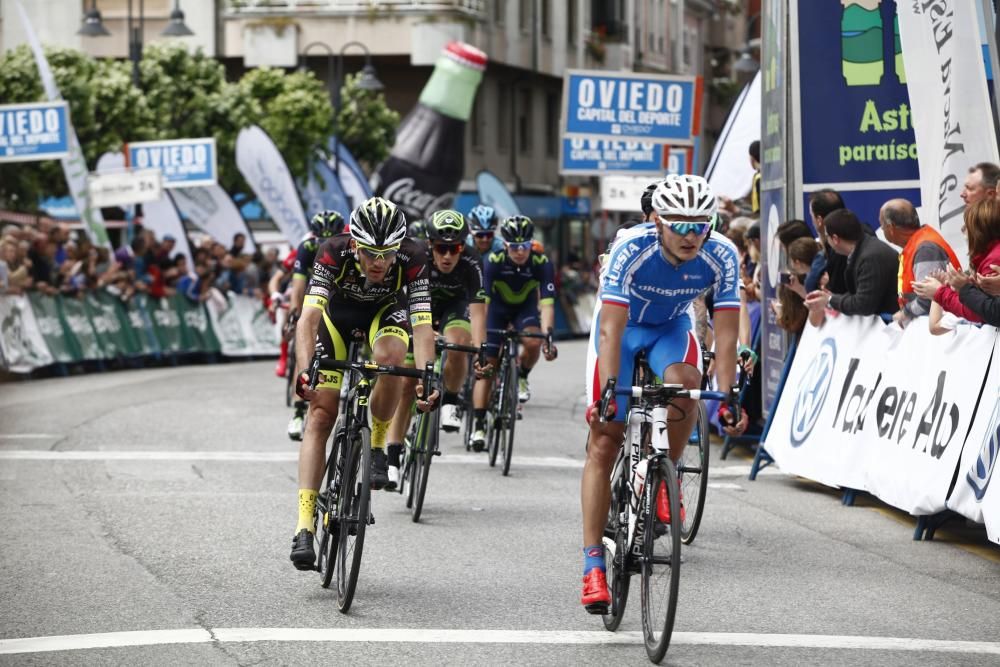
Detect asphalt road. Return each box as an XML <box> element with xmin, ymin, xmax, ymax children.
<box><xmin>1</xmin><ymin>340</ymin><xmax>999</xmax><ymax>666</ymax></box>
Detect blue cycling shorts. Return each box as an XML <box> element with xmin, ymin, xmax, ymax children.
<box><xmin>590</xmin><ymin>309</ymin><xmax>703</xmax><ymax>423</ymax></box>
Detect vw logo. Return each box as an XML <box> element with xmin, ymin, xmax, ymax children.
<box><xmin>790</xmin><ymin>338</ymin><xmax>836</xmax><ymax>447</ymax></box>
<box><xmin>967</xmin><ymin>395</ymin><xmax>1000</xmax><ymax>502</ymax></box>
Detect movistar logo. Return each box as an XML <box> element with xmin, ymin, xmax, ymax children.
<box><xmin>790</xmin><ymin>338</ymin><xmax>837</xmax><ymax>447</ymax></box>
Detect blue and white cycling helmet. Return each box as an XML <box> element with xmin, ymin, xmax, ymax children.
<box><xmin>467</xmin><ymin>205</ymin><xmax>498</xmax><ymax>235</ymax></box>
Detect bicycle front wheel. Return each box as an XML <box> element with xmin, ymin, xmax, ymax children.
<box><xmin>411</xmin><ymin>407</ymin><xmax>440</xmax><ymax>523</ymax></box>
<box><xmin>487</xmin><ymin>358</ymin><xmax>507</xmax><ymax>468</ymax></box>
<box><xmin>679</xmin><ymin>403</ymin><xmax>710</xmax><ymax>545</ymax></box>
<box><xmin>336</xmin><ymin>426</ymin><xmax>371</xmax><ymax>613</ymax></box>
<box><xmin>641</xmin><ymin>457</ymin><xmax>682</xmax><ymax>663</ymax></box>
<box><xmin>316</xmin><ymin>421</ymin><xmax>343</xmax><ymax>589</ymax></box>
<box><xmin>500</xmin><ymin>356</ymin><xmax>518</xmax><ymax>477</ymax></box>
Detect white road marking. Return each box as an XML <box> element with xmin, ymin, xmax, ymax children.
<box><xmin>708</xmin><ymin>482</ymin><xmax>744</xmax><ymax>490</ymax></box>
<box><xmin>0</xmin><ymin>449</ymin><xmax>779</xmax><ymax>475</ymax></box>
<box><xmin>1</xmin><ymin>628</ymin><xmax>998</xmax><ymax>656</ymax></box>
<box><xmin>0</xmin><ymin>433</ymin><xmax>60</xmax><ymax>439</ymax></box>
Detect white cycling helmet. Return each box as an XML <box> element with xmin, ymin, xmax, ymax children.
<box><xmin>651</xmin><ymin>174</ymin><xmax>718</xmax><ymax>220</ymax></box>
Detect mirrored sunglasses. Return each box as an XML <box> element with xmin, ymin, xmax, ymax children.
<box><xmin>356</xmin><ymin>243</ymin><xmax>400</xmax><ymax>261</ymax></box>
<box><xmin>506</xmin><ymin>241</ymin><xmax>532</xmax><ymax>252</ymax></box>
<box><xmin>663</xmin><ymin>221</ymin><xmax>712</xmax><ymax>237</ymax></box>
<box><xmin>433</xmin><ymin>243</ymin><xmax>463</xmax><ymax>256</ymax></box>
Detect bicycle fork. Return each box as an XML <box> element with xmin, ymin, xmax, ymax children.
<box><xmin>626</xmin><ymin>406</ymin><xmax>670</xmax><ymax>559</ymax></box>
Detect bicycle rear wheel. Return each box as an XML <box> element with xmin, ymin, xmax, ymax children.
<box><xmin>500</xmin><ymin>356</ymin><xmax>517</xmax><ymax>476</ymax></box>
<box><xmin>316</xmin><ymin>421</ymin><xmax>343</xmax><ymax>589</ymax></box>
<box><xmin>679</xmin><ymin>403</ymin><xmax>710</xmax><ymax>545</ymax></box>
<box><xmin>641</xmin><ymin>457</ymin><xmax>682</xmax><ymax>663</ymax></box>
<box><xmin>411</xmin><ymin>406</ymin><xmax>440</xmax><ymax>523</ymax></box>
<box><xmin>336</xmin><ymin>426</ymin><xmax>371</xmax><ymax>613</ymax></box>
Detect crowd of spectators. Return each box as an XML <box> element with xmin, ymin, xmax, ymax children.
<box><xmin>0</xmin><ymin>218</ymin><xmax>284</xmax><ymax>308</ymax></box>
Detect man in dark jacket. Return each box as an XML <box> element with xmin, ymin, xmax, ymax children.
<box><xmin>805</xmin><ymin>208</ymin><xmax>899</xmax><ymax>317</ymax></box>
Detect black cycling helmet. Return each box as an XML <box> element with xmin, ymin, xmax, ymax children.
<box><xmin>309</xmin><ymin>210</ymin><xmax>345</xmax><ymax>238</ymax></box>
<box><xmin>467</xmin><ymin>204</ymin><xmax>498</xmax><ymax>235</ymax></box>
<box><xmin>408</xmin><ymin>219</ymin><xmax>428</xmax><ymax>240</ymax></box>
<box><xmin>640</xmin><ymin>181</ymin><xmax>660</xmax><ymax>217</ymax></box>
<box><xmin>499</xmin><ymin>215</ymin><xmax>534</xmax><ymax>243</ymax></box>
<box><xmin>350</xmin><ymin>196</ymin><xmax>407</xmax><ymax>247</ymax></box>
<box><xmin>427</xmin><ymin>209</ymin><xmax>469</xmax><ymax>244</ymax></box>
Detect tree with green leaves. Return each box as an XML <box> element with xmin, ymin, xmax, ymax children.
<box><xmin>335</xmin><ymin>71</ymin><xmax>400</xmax><ymax>173</ymax></box>
<box><xmin>0</xmin><ymin>45</ymin><xmax>152</xmax><ymax>210</ymax></box>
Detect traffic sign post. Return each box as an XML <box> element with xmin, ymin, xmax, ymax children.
<box><xmin>127</xmin><ymin>138</ymin><xmax>217</xmax><ymax>188</ymax></box>
<box><xmin>0</xmin><ymin>101</ymin><xmax>70</xmax><ymax>163</ymax></box>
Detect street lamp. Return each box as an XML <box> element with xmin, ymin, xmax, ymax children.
<box><xmin>333</xmin><ymin>42</ymin><xmax>384</xmax><ymax>174</ymax></box>
<box><xmin>77</xmin><ymin>0</ymin><xmax>195</xmax><ymax>86</ymax></box>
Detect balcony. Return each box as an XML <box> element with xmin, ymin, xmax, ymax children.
<box><xmin>223</xmin><ymin>0</ymin><xmax>486</xmax><ymax>17</ymax></box>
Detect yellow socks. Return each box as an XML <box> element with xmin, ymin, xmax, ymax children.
<box><xmin>296</xmin><ymin>488</ymin><xmax>318</xmax><ymax>534</ymax></box>
<box><xmin>371</xmin><ymin>416</ymin><xmax>390</xmax><ymax>449</ymax></box>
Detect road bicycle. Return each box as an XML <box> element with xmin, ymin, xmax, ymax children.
<box><xmin>307</xmin><ymin>341</ymin><xmax>435</xmax><ymax>612</ymax></box>
<box><xmin>399</xmin><ymin>337</ymin><xmax>483</xmax><ymax>523</ymax></box>
<box><xmin>677</xmin><ymin>348</ymin><xmax>715</xmax><ymax>545</ymax></box>
<box><xmin>597</xmin><ymin>356</ymin><xmax>738</xmax><ymax>663</ymax></box>
<box><xmin>485</xmin><ymin>328</ymin><xmax>554</xmax><ymax>476</ymax></box>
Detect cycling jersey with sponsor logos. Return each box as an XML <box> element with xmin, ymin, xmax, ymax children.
<box><xmin>601</xmin><ymin>228</ymin><xmax>740</xmax><ymax>324</ymax></box>
<box><xmin>428</xmin><ymin>246</ymin><xmax>487</xmax><ymax>306</ymax></box>
<box><xmin>304</xmin><ymin>234</ymin><xmax>431</xmax><ymax>326</ymax></box>
<box><xmin>483</xmin><ymin>249</ymin><xmax>556</xmax><ymax>307</ymax></box>
<box><xmin>291</xmin><ymin>236</ymin><xmax>323</xmax><ymax>280</ymax></box>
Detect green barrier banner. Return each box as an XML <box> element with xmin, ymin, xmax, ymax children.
<box><xmin>27</xmin><ymin>292</ymin><xmax>78</xmax><ymax>363</ymax></box>
<box><xmin>245</xmin><ymin>297</ymin><xmax>280</xmax><ymax>355</ymax></box>
<box><xmin>96</xmin><ymin>291</ymin><xmax>143</xmax><ymax>356</ymax></box>
<box><xmin>173</xmin><ymin>294</ymin><xmax>220</xmax><ymax>354</ymax></box>
<box><xmin>58</xmin><ymin>295</ymin><xmax>106</xmax><ymax>360</ymax></box>
<box><xmin>205</xmin><ymin>294</ymin><xmax>253</xmax><ymax>356</ymax></box>
<box><xmin>125</xmin><ymin>294</ymin><xmax>162</xmax><ymax>356</ymax></box>
<box><xmin>149</xmin><ymin>295</ymin><xmax>184</xmax><ymax>353</ymax></box>
<box><xmin>0</xmin><ymin>295</ymin><xmax>54</xmax><ymax>372</ymax></box>
<box><xmin>84</xmin><ymin>292</ymin><xmax>136</xmax><ymax>358</ymax></box>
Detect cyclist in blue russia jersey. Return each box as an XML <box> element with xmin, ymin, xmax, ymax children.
<box><xmin>469</xmin><ymin>215</ymin><xmax>558</xmax><ymax>450</ymax></box>
<box><xmin>578</xmin><ymin>175</ymin><xmax>748</xmax><ymax>614</ymax></box>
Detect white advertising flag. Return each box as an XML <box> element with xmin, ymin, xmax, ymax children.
<box><xmin>172</xmin><ymin>185</ymin><xmax>256</xmax><ymax>253</ymax></box>
<box><xmin>236</xmin><ymin>126</ymin><xmax>308</xmax><ymax>244</ymax></box>
<box><xmin>142</xmin><ymin>194</ymin><xmax>194</xmax><ymax>267</ymax></box>
<box><xmin>705</xmin><ymin>72</ymin><xmax>761</xmax><ymax>200</ymax></box>
<box><xmin>897</xmin><ymin>2</ymin><xmax>999</xmax><ymax>266</ymax></box>
<box><xmin>16</xmin><ymin>1</ymin><xmax>110</xmax><ymax>248</ymax></box>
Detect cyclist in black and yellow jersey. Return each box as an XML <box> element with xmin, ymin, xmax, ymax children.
<box><xmin>289</xmin><ymin>197</ymin><xmax>439</xmax><ymax>571</ymax></box>
<box><xmin>383</xmin><ymin>209</ymin><xmax>491</xmax><ymax>485</ymax></box>
<box><xmin>470</xmin><ymin>215</ymin><xmax>558</xmax><ymax>450</ymax></box>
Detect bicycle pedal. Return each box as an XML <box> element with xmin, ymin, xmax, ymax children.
<box><xmin>368</xmin><ymin>513</ymin><xmax>375</xmax><ymax>525</ymax></box>
<box><xmin>584</xmin><ymin>602</ymin><xmax>609</xmax><ymax>616</ymax></box>
<box><xmin>432</xmin><ymin>450</ymin><xmax>442</xmax><ymax>456</ymax></box>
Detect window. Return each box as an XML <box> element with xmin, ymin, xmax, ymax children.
<box><xmin>545</xmin><ymin>92</ymin><xmax>559</xmax><ymax>158</ymax></box>
<box><xmin>494</xmin><ymin>0</ymin><xmax>505</xmax><ymax>24</ymax></box>
<box><xmin>497</xmin><ymin>84</ymin><xmax>510</xmax><ymax>152</ymax></box>
<box><xmin>518</xmin><ymin>89</ymin><xmax>533</xmax><ymax>155</ymax></box>
<box><xmin>470</xmin><ymin>94</ymin><xmax>483</xmax><ymax>151</ymax></box>
<box><xmin>567</xmin><ymin>0</ymin><xmax>577</xmax><ymax>45</ymax></box>
<box><xmin>541</xmin><ymin>0</ymin><xmax>551</xmax><ymax>39</ymax></box>
<box><xmin>518</xmin><ymin>0</ymin><xmax>530</xmax><ymax>33</ymax></box>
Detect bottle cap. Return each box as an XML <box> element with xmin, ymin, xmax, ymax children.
<box><xmin>444</xmin><ymin>42</ymin><xmax>488</xmax><ymax>72</ymax></box>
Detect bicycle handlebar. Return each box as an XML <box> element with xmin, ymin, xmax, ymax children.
<box><xmin>309</xmin><ymin>354</ymin><xmax>437</xmax><ymax>401</ymax></box>
<box><xmin>615</xmin><ymin>384</ymin><xmax>731</xmax><ymax>402</ymax></box>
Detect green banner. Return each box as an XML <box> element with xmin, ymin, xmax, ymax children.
<box><xmin>84</xmin><ymin>292</ymin><xmax>137</xmax><ymax>358</ymax></box>
<box><xmin>174</xmin><ymin>295</ymin><xmax>220</xmax><ymax>354</ymax></box>
<box><xmin>58</xmin><ymin>295</ymin><xmax>105</xmax><ymax>360</ymax></box>
<box><xmin>148</xmin><ymin>296</ymin><xmax>184</xmax><ymax>354</ymax></box>
<box><xmin>0</xmin><ymin>295</ymin><xmax>54</xmax><ymax>372</ymax></box>
<box><xmin>27</xmin><ymin>293</ymin><xmax>79</xmax><ymax>363</ymax></box>
<box><xmin>125</xmin><ymin>294</ymin><xmax>162</xmax><ymax>357</ymax></box>
<box><xmin>206</xmin><ymin>296</ymin><xmax>252</xmax><ymax>355</ymax></box>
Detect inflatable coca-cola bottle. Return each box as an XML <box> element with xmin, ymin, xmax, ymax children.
<box><xmin>372</xmin><ymin>42</ymin><xmax>487</xmax><ymax>221</ymax></box>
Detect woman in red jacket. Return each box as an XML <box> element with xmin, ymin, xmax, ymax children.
<box><xmin>913</xmin><ymin>199</ymin><xmax>1000</xmax><ymax>323</ymax></box>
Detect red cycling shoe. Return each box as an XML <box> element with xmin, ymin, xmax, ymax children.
<box><xmin>656</xmin><ymin>484</ymin><xmax>686</xmax><ymax>524</ymax></box>
<box><xmin>581</xmin><ymin>568</ymin><xmax>611</xmax><ymax>614</ymax></box>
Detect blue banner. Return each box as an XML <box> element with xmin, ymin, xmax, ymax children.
<box><xmin>798</xmin><ymin>1</ymin><xmax>919</xmax><ymax>187</ymax></box>
<box><xmin>562</xmin><ymin>70</ymin><xmax>700</xmax><ymax>144</ymax></box>
<box><xmin>299</xmin><ymin>155</ymin><xmax>351</xmax><ymax>222</ymax></box>
<box><xmin>128</xmin><ymin>138</ymin><xmax>217</xmax><ymax>188</ymax></box>
<box><xmin>0</xmin><ymin>101</ymin><xmax>69</xmax><ymax>163</ymax></box>
<box><xmin>560</xmin><ymin>138</ymin><xmax>664</xmax><ymax>175</ymax></box>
